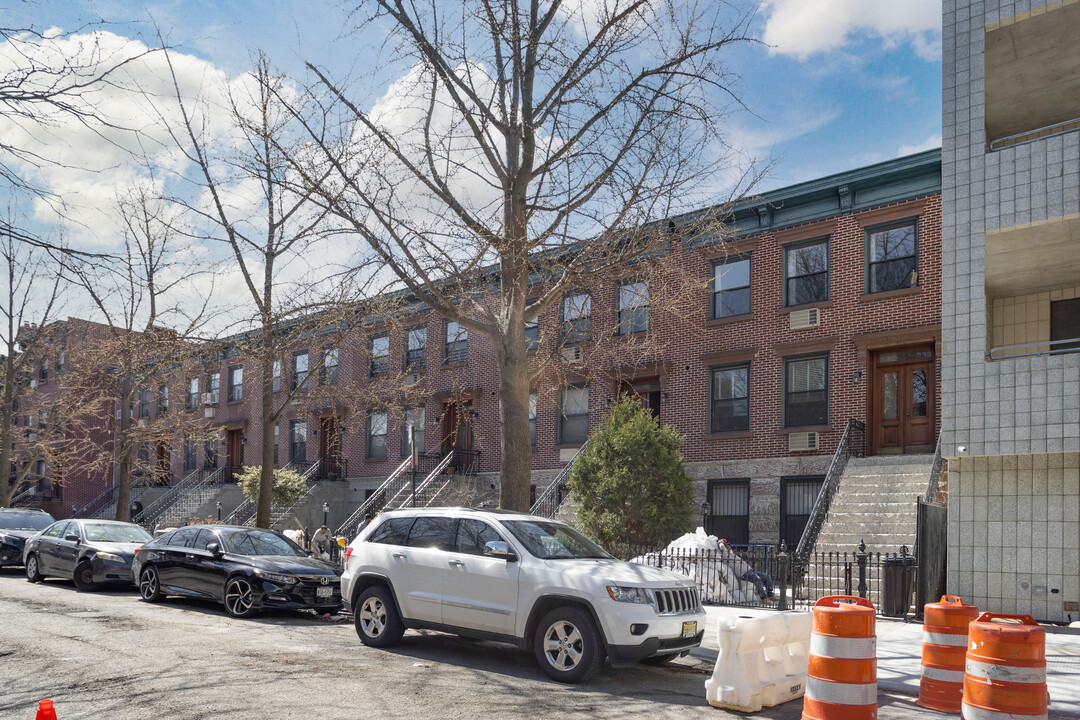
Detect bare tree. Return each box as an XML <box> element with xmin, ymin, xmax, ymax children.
<box><xmin>295</xmin><ymin>0</ymin><xmax>758</xmax><ymax>510</ymax></box>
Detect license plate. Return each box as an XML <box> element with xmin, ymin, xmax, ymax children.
<box><xmin>682</xmin><ymin>621</ymin><xmax>697</xmax><ymax>638</ymax></box>
<box><xmin>316</xmin><ymin>586</ymin><xmax>335</xmax><ymax>598</ymax></box>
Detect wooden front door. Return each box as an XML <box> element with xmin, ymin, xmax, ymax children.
<box><xmin>155</xmin><ymin>442</ymin><xmax>170</xmax><ymax>485</ymax></box>
<box><xmin>441</xmin><ymin>402</ymin><xmax>474</xmax><ymax>454</ymax></box>
<box><xmin>872</xmin><ymin>347</ymin><xmax>935</xmax><ymax>454</ymax></box>
<box><xmin>618</xmin><ymin>378</ymin><xmax>661</xmax><ymax>418</ymax></box>
<box><xmin>319</xmin><ymin>417</ymin><xmax>341</xmax><ymax>479</ymax></box>
<box><xmin>225</xmin><ymin>429</ymin><xmax>244</xmax><ymax>480</ymax></box>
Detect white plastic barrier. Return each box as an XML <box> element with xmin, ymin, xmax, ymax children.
<box><xmin>705</xmin><ymin>611</ymin><xmax>813</xmax><ymax>712</ymax></box>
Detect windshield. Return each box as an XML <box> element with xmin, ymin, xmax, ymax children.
<box><xmin>0</xmin><ymin>511</ymin><xmax>55</xmax><ymax>531</ymax></box>
<box><xmin>83</xmin><ymin>523</ymin><xmax>152</xmax><ymax>543</ymax></box>
<box><xmin>218</xmin><ymin>529</ymin><xmax>305</xmax><ymax>557</ymax></box>
<box><xmin>501</xmin><ymin>520</ymin><xmax>612</xmax><ymax>560</ymax></box>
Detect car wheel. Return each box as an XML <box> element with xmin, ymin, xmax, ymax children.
<box><xmin>139</xmin><ymin>566</ymin><xmax>163</xmax><ymax>602</ymax></box>
<box><xmin>224</xmin><ymin>576</ymin><xmax>258</xmax><ymax>618</ymax></box>
<box><xmin>25</xmin><ymin>554</ymin><xmax>43</xmax><ymax>583</ymax></box>
<box><xmin>73</xmin><ymin>561</ymin><xmax>97</xmax><ymax>592</ymax></box>
<box><xmin>533</xmin><ymin>606</ymin><xmax>604</xmax><ymax>683</ymax></box>
<box><xmin>639</xmin><ymin>653</ymin><xmax>679</xmax><ymax>666</ymax></box>
<box><xmin>354</xmin><ymin>586</ymin><xmax>405</xmax><ymax>648</ymax></box>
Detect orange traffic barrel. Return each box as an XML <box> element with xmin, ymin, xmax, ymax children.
<box><xmin>962</xmin><ymin>612</ymin><xmax>1047</xmax><ymax>720</ymax></box>
<box><xmin>918</xmin><ymin>595</ymin><xmax>980</xmax><ymax>713</ymax></box>
<box><xmin>802</xmin><ymin>596</ymin><xmax>877</xmax><ymax>720</ymax></box>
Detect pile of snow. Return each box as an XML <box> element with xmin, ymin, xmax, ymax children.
<box><xmin>629</xmin><ymin>527</ymin><xmax>756</xmax><ymax>604</ymax></box>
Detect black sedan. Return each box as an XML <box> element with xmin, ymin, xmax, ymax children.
<box><xmin>24</xmin><ymin>519</ymin><xmax>152</xmax><ymax>590</ymax></box>
<box><xmin>131</xmin><ymin>525</ymin><xmax>342</xmax><ymax>618</ymax></box>
<box><xmin>0</xmin><ymin>508</ymin><xmax>55</xmax><ymax>566</ymax></box>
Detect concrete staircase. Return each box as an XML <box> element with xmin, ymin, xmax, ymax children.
<box><xmin>813</xmin><ymin>454</ymin><xmax>934</xmax><ymax>556</ymax></box>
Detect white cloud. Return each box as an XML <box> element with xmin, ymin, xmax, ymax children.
<box><xmin>898</xmin><ymin>133</ymin><xmax>942</xmax><ymax>157</ymax></box>
<box><xmin>761</xmin><ymin>0</ymin><xmax>941</xmax><ymax>60</ymax></box>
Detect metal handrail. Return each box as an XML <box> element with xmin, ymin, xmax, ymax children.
<box><xmin>231</xmin><ymin>461</ymin><xmax>311</xmax><ymax>526</ymax></box>
<box><xmin>989</xmin><ymin>336</ymin><xmax>1080</xmax><ymax>360</ymax></box>
<box><xmin>73</xmin><ymin>485</ymin><xmax>116</xmax><ymax>518</ymax></box>
<box><xmin>794</xmin><ymin>419</ymin><xmax>865</xmax><ymax>564</ymax></box>
<box><xmin>240</xmin><ymin>460</ymin><xmax>324</xmax><ymax>528</ymax></box>
<box><xmin>335</xmin><ymin>456</ymin><xmax>412</xmax><ymax>537</ymax></box>
<box><xmin>924</xmin><ymin>431</ymin><xmax>945</xmax><ymax>504</ymax></box>
<box><xmin>135</xmin><ymin>467</ymin><xmax>207</xmax><ymax>527</ymax></box>
<box><xmin>530</xmin><ymin>438</ymin><xmax>589</xmax><ymax>518</ymax></box>
<box><xmin>397</xmin><ymin>451</ymin><xmax>456</xmax><ymax>509</ymax></box>
<box><xmin>146</xmin><ymin>466</ymin><xmax>225</xmax><ymax>530</ymax></box>
<box><xmin>10</xmin><ymin>486</ymin><xmax>39</xmax><ymax>507</ymax></box>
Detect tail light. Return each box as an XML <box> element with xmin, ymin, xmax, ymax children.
<box><xmin>344</xmin><ymin>547</ymin><xmax>353</xmax><ymax>563</ymax></box>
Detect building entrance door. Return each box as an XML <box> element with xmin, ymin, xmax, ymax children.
<box><xmin>441</xmin><ymin>401</ymin><xmax>475</xmax><ymax>473</ymax></box>
<box><xmin>319</xmin><ymin>417</ymin><xmax>341</xmax><ymax>479</ymax></box>
<box><xmin>225</xmin><ymin>429</ymin><xmax>244</xmax><ymax>481</ymax></box>
<box><xmin>872</xmin><ymin>347</ymin><xmax>935</xmax><ymax>454</ymax></box>
<box><xmin>618</xmin><ymin>378</ymin><xmax>661</xmax><ymax>418</ymax></box>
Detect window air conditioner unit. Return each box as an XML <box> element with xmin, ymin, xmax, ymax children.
<box><xmin>137</xmin><ymin>418</ymin><xmax>148</xmax><ymax>428</ymax></box>
<box><xmin>789</xmin><ymin>307</ymin><xmax>821</xmax><ymax>331</ymax></box>
<box><xmin>29</xmin><ymin>379</ymin><xmax>37</xmax><ymax>389</ymax></box>
<box><xmin>788</xmin><ymin>432</ymin><xmax>819</xmax><ymax>452</ymax></box>
<box><xmin>204</xmin><ymin>407</ymin><xmax>217</xmax><ymax>419</ymax></box>
<box><xmin>560</xmin><ymin>346</ymin><xmax>583</xmax><ymax>364</ymax></box>
<box><xmin>405</xmin><ymin>373</ymin><xmax>421</xmax><ymax>386</ymax></box>
<box><xmin>26</xmin><ymin>432</ymin><xmax>39</xmax><ymax>442</ymax></box>
<box><xmin>202</xmin><ymin>392</ymin><xmax>219</xmax><ymax>405</ymax></box>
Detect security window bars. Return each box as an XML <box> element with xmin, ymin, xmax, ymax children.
<box><xmin>710</xmin><ymin>364</ymin><xmax>750</xmax><ymax>433</ymax></box>
<box><xmin>444</xmin><ymin>321</ymin><xmax>467</xmax><ymax>364</ymax></box>
<box><xmin>780</xmin><ymin>477</ymin><xmax>824</xmax><ymax>547</ymax></box>
<box><xmin>561</xmin><ymin>293</ymin><xmax>591</xmax><ymax>343</ymax></box>
<box><xmin>370</xmin><ymin>335</ymin><xmax>389</xmax><ymax>377</ymax></box>
<box><xmin>401</xmin><ymin>405</ymin><xmax>425</xmax><ymax>456</ymax></box>
<box><xmin>784</xmin><ymin>354</ymin><xmax>828</xmax><ymax>427</ymax></box>
<box><xmin>711</xmin><ymin>256</ymin><xmax>751</xmax><ymax>318</ymax></box>
<box><xmin>228</xmin><ymin>366</ymin><xmax>243</xmax><ymax>402</ymax></box>
<box><xmin>867</xmin><ymin>221</ymin><xmax>917</xmax><ymax>293</ymax></box>
<box><xmin>323</xmin><ymin>347</ymin><xmax>339</xmax><ymax>385</ymax></box>
<box><xmin>707</xmin><ymin>479</ymin><xmax>749</xmax><ymax>545</ymax></box>
<box><xmin>292</xmin><ymin>351</ymin><xmax>308</xmax><ymax>390</ymax></box>
<box><xmin>405</xmin><ymin>327</ymin><xmax>426</xmax><ymax>371</ymax></box>
<box><xmin>367</xmin><ymin>411</ymin><xmax>388</xmax><ymax>459</ymax></box>
<box><xmin>558</xmin><ymin>385</ymin><xmax>589</xmax><ymax>445</ymax></box>
<box><xmin>186</xmin><ymin>378</ymin><xmax>199</xmax><ymax>410</ymax></box>
<box><xmin>529</xmin><ymin>392</ymin><xmax>537</xmax><ymax>446</ymax></box>
<box><xmin>617</xmin><ymin>281</ymin><xmax>649</xmax><ymax>335</ymax></box>
<box><xmin>157</xmin><ymin>384</ymin><xmax>169</xmax><ymax>414</ymax></box>
<box><xmin>138</xmin><ymin>389</ymin><xmax>151</xmax><ymax>418</ymax></box>
<box><xmin>290</xmin><ymin>420</ymin><xmax>307</xmax><ymax>463</ymax></box>
<box><xmin>785</xmin><ymin>239</ymin><xmax>829</xmax><ymax>306</ymax></box>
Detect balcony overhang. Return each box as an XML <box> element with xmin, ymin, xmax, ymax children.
<box><xmin>985</xmin><ymin>213</ymin><xmax>1080</xmax><ymax>298</ymax></box>
<box><xmin>985</xmin><ymin>2</ymin><xmax>1080</xmax><ymax>147</ymax></box>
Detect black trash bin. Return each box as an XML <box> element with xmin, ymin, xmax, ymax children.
<box><xmin>881</xmin><ymin>552</ymin><xmax>917</xmax><ymax>617</ymax></box>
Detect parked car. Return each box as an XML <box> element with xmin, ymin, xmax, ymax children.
<box><xmin>131</xmin><ymin>525</ymin><xmax>342</xmax><ymax>618</ymax></box>
<box><xmin>0</xmin><ymin>508</ymin><xmax>55</xmax><ymax>567</ymax></box>
<box><xmin>24</xmin><ymin>519</ymin><xmax>152</xmax><ymax>590</ymax></box>
<box><xmin>341</xmin><ymin>507</ymin><xmax>706</xmax><ymax>683</ymax></box>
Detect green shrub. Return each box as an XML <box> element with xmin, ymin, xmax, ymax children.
<box><xmin>238</xmin><ymin>466</ymin><xmax>306</xmax><ymax>507</ymax></box>
<box><xmin>568</xmin><ymin>396</ymin><xmax>694</xmax><ymax>547</ymax></box>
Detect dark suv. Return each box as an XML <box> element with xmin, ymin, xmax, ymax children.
<box><xmin>0</xmin><ymin>508</ymin><xmax>55</xmax><ymax>567</ymax></box>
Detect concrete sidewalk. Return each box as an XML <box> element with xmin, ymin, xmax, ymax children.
<box><xmin>689</xmin><ymin>605</ymin><xmax>1080</xmax><ymax>717</ymax></box>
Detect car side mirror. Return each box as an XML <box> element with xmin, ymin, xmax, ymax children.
<box><xmin>64</xmin><ymin>534</ymin><xmax>80</xmax><ymax>543</ymax></box>
<box><xmin>206</xmin><ymin>542</ymin><xmax>223</xmax><ymax>556</ymax></box>
<box><xmin>483</xmin><ymin>541</ymin><xmax>517</xmax><ymax>562</ymax></box>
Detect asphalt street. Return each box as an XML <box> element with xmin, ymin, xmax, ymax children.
<box><xmin>0</xmin><ymin>569</ymin><xmax>933</xmax><ymax>720</ymax></box>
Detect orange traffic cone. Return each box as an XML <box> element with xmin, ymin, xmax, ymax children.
<box><xmin>36</xmin><ymin>699</ymin><xmax>58</xmax><ymax>720</ymax></box>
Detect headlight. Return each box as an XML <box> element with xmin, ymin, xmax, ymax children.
<box><xmin>96</xmin><ymin>552</ymin><xmax>128</xmax><ymax>564</ymax></box>
<box><xmin>255</xmin><ymin>570</ymin><xmax>298</xmax><ymax>585</ymax></box>
<box><xmin>606</xmin><ymin>585</ymin><xmax>652</xmax><ymax>604</ymax></box>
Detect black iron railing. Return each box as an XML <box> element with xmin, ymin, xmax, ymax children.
<box><xmin>530</xmin><ymin>439</ymin><xmax>588</xmax><ymax>518</ymax></box>
<box><xmin>794</xmin><ymin>419</ymin><xmax>864</xmax><ymax>565</ymax></box>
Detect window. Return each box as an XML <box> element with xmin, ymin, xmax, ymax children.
<box><xmin>711</xmin><ymin>255</ymin><xmax>751</xmax><ymax>318</ymax></box>
<box><xmin>273</xmin><ymin>423</ymin><xmax>279</xmax><ymax>465</ymax></box>
<box><xmin>867</xmin><ymin>221</ymin><xmax>917</xmax><ymax>293</ymax></box>
<box><xmin>1050</xmin><ymin>298</ymin><xmax>1080</xmax><ymax>353</ymax></box>
<box><xmin>784</xmin><ymin>238</ymin><xmax>829</xmax><ymax>306</ymax></box>
<box><xmin>529</xmin><ymin>392</ymin><xmax>537</xmax><ymax>446</ymax></box>
<box><xmin>707</xmin><ymin>480</ymin><xmax>750</xmax><ymax>545</ymax></box>
<box><xmin>525</xmin><ymin>318</ymin><xmax>539</xmax><ymax>351</ymax></box>
<box><xmin>781</xmin><ymin>477</ymin><xmax>824</xmax><ymax>547</ymax></box>
<box><xmin>227</xmin><ymin>366</ymin><xmax>243</xmax><ymax>402</ymax></box>
<box><xmin>444</xmin><ymin>321</ymin><xmax>467</xmax><ymax>364</ymax></box>
<box><xmin>369</xmin><ymin>517</ymin><xmax>415</xmax><ymax>546</ymax></box>
<box><xmin>183</xmin><ymin>438</ymin><xmax>197</xmax><ymax>471</ymax></box>
<box><xmin>292</xmin><ymin>351</ymin><xmax>308</xmax><ymax>390</ymax></box>
<box><xmin>207</xmin><ymin>372</ymin><xmax>220</xmax><ymax>403</ymax></box>
<box><xmin>138</xmin><ymin>389</ymin><xmax>151</xmax><ymax>418</ymax></box>
<box><xmin>784</xmin><ymin>354</ymin><xmax>828</xmax><ymax>427</ymax></box>
<box><xmin>186</xmin><ymin>378</ymin><xmax>199</xmax><ymax>410</ymax></box>
<box><xmin>157</xmin><ymin>384</ymin><xmax>169</xmax><ymax>414</ymax></box>
<box><xmin>561</xmin><ymin>293</ymin><xmax>591</xmax><ymax>343</ymax></box>
<box><xmin>456</xmin><ymin>518</ymin><xmax>505</xmax><ymax>556</ymax></box>
<box><xmin>367</xmin><ymin>411</ymin><xmax>388</xmax><ymax>459</ymax></box>
<box><xmin>369</xmin><ymin>335</ymin><xmax>389</xmax><ymax>377</ymax></box>
<box><xmin>710</xmin><ymin>364</ymin><xmax>750</xmax><ymax>433</ymax></box>
<box><xmin>405</xmin><ymin>327</ymin><xmax>426</xmax><ymax>371</ymax></box>
<box><xmin>322</xmin><ymin>347</ymin><xmax>339</xmax><ymax>385</ymax></box>
<box><xmin>39</xmin><ymin>360</ymin><xmax>47</xmax><ymax>381</ymax></box>
<box><xmin>405</xmin><ymin>516</ymin><xmax>457</xmax><ymax>550</ymax></box>
<box><xmin>272</xmin><ymin>360</ymin><xmax>282</xmax><ymax>394</ymax></box>
<box><xmin>204</xmin><ymin>437</ymin><xmax>218</xmax><ymax>468</ymax></box>
<box><xmin>615</xmin><ymin>280</ymin><xmax>649</xmax><ymax>335</ymax></box>
<box><xmin>401</xmin><ymin>405</ymin><xmax>425</xmax><ymax>456</ymax></box>
<box><xmin>56</xmin><ymin>353</ymin><xmax>64</xmax><ymax>374</ymax></box>
<box><xmin>289</xmin><ymin>420</ymin><xmax>307</xmax><ymax>463</ymax></box>
<box><xmin>558</xmin><ymin>385</ymin><xmax>589</xmax><ymax>445</ymax></box>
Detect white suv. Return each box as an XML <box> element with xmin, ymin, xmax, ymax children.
<box><xmin>341</xmin><ymin>507</ymin><xmax>705</xmax><ymax>682</ymax></box>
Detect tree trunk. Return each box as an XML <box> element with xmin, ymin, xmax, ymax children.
<box><xmin>0</xmin><ymin>378</ymin><xmax>13</xmax><ymax>507</ymax></box>
<box><xmin>256</xmin><ymin>353</ymin><xmax>275</xmax><ymax>528</ymax></box>
<box><xmin>114</xmin><ymin>376</ymin><xmax>133</xmax><ymax>522</ymax></box>
<box><xmin>494</xmin><ymin>250</ymin><xmax>532</xmax><ymax>511</ymax></box>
